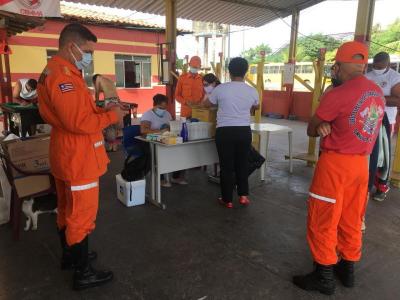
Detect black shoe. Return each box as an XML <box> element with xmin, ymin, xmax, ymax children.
<box><xmin>373</xmin><ymin>190</ymin><xmax>387</xmax><ymax>202</ymax></box>
<box><xmin>334</xmin><ymin>259</ymin><xmax>355</xmax><ymax>288</ymax></box>
<box><xmin>71</xmin><ymin>236</ymin><xmax>113</xmax><ymax>290</ymax></box>
<box><xmin>293</xmin><ymin>263</ymin><xmax>335</xmax><ymax>295</ymax></box>
<box><xmin>73</xmin><ymin>264</ymin><xmax>114</xmax><ymax>291</ymax></box>
<box><xmin>59</xmin><ymin>230</ymin><xmax>97</xmax><ymax>270</ymax></box>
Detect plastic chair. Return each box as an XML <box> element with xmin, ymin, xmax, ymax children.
<box><xmin>122</xmin><ymin>125</ymin><xmax>143</xmax><ymax>157</ymax></box>
<box><xmin>0</xmin><ymin>151</ymin><xmax>55</xmax><ymax>240</ymax></box>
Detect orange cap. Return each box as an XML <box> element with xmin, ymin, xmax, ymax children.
<box><xmin>189</xmin><ymin>56</ymin><xmax>201</xmax><ymax>68</ymax></box>
<box><xmin>335</xmin><ymin>41</ymin><xmax>368</xmax><ymax>64</ymax></box>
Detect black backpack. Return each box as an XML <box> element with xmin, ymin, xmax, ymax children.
<box><xmin>121</xmin><ymin>142</ymin><xmax>151</xmax><ymax>182</ymax></box>
<box><xmin>248</xmin><ymin>146</ymin><xmax>265</xmax><ymax>176</ymax></box>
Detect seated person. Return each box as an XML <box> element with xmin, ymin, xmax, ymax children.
<box><xmin>12</xmin><ymin>78</ymin><xmax>38</xmax><ymax>104</ymax></box>
<box><xmin>12</xmin><ymin>79</ymin><xmax>42</xmax><ymax>136</ymax></box>
<box><xmin>93</xmin><ymin>74</ymin><xmax>121</xmax><ymax>151</ymax></box>
<box><xmin>140</xmin><ymin>94</ymin><xmax>187</xmax><ymax>187</ymax></box>
<box><xmin>140</xmin><ymin>94</ymin><xmax>172</xmax><ymax>135</ymax></box>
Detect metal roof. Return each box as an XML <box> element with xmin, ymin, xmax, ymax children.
<box><xmin>0</xmin><ymin>11</ymin><xmax>44</xmax><ymax>36</ymax></box>
<box><xmin>64</xmin><ymin>0</ymin><xmax>326</xmax><ymax>27</ymax></box>
<box><xmin>60</xmin><ymin>2</ymin><xmax>168</xmax><ymax>31</ymax></box>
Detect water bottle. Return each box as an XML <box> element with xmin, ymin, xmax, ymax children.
<box><xmin>180</xmin><ymin>117</ymin><xmax>188</xmax><ymax>142</ymax></box>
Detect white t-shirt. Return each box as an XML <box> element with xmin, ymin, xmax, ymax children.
<box><xmin>19</xmin><ymin>79</ymin><xmax>37</xmax><ymax>100</ymax></box>
<box><xmin>365</xmin><ymin>68</ymin><xmax>400</xmax><ymax>124</ymax></box>
<box><xmin>141</xmin><ymin>109</ymin><xmax>172</xmax><ymax>130</ymax></box>
<box><xmin>209</xmin><ymin>81</ymin><xmax>259</xmax><ymax>128</ymax></box>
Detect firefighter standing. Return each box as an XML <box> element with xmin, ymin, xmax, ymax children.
<box><xmin>175</xmin><ymin>56</ymin><xmax>204</xmax><ymax>118</ymax></box>
<box><xmin>293</xmin><ymin>41</ymin><xmax>385</xmax><ymax>295</ymax></box>
<box><xmin>37</xmin><ymin>24</ymin><xmax>123</xmax><ymax>290</ymax></box>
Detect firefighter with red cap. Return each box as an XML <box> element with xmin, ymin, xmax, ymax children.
<box><xmin>38</xmin><ymin>23</ymin><xmax>124</xmax><ymax>290</ymax></box>
<box><xmin>293</xmin><ymin>41</ymin><xmax>385</xmax><ymax>295</ymax></box>
<box><xmin>175</xmin><ymin>56</ymin><xmax>204</xmax><ymax>118</ymax></box>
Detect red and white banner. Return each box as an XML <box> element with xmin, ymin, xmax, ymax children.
<box><xmin>0</xmin><ymin>0</ymin><xmax>61</xmax><ymax>17</ymax></box>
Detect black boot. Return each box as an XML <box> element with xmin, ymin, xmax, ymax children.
<box><xmin>334</xmin><ymin>259</ymin><xmax>355</xmax><ymax>288</ymax></box>
<box><xmin>59</xmin><ymin>229</ymin><xmax>74</xmax><ymax>270</ymax></box>
<box><xmin>293</xmin><ymin>263</ymin><xmax>335</xmax><ymax>295</ymax></box>
<box><xmin>58</xmin><ymin>229</ymin><xmax>98</xmax><ymax>270</ymax></box>
<box><xmin>71</xmin><ymin>236</ymin><xmax>113</xmax><ymax>290</ymax></box>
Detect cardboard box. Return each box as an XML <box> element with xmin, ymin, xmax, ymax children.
<box><xmin>14</xmin><ymin>175</ymin><xmax>52</xmax><ymax>198</ymax></box>
<box><xmin>0</xmin><ymin>134</ymin><xmax>52</xmax><ymax>198</ymax></box>
<box><xmin>192</xmin><ymin>107</ymin><xmax>217</xmax><ymax>137</ymax></box>
<box><xmin>116</xmin><ymin>174</ymin><xmax>145</xmax><ymax>207</ymax></box>
<box><xmin>192</xmin><ymin>107</ymin><xmax>217</xmax><ymax>123</ymax></box>
<box><xmin>1</xmin><ymin>134</ymin><xmax>50</xmax><ymax>178</ymax></box>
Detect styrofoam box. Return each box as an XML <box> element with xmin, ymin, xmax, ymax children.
<box><xmin>187</xmin><ymin>122</ymin><xmax>212</xmax><ymax>141</ymax></box>
<box><xmin>116</xmin><ymin>174</ymin><xmax>146</xmax><ymax>207</ymax></box>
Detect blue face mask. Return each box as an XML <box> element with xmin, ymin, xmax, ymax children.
<box><xmin>71</xmin><ymin>43</ymin><xmax>92</xmax><ymax>70</ymax></box>
<box><xmin>154</xmin><ymin>108</ymin><xmax>166</xmax><ymax>118</ymax></box>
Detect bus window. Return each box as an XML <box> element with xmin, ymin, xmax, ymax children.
<box><xmin>295</xmin><ymin>65</ymin><xmax>302</xmax><ymax>73</ymax></box>
<box><xmin>250</xmin><ymin>66</ymin><xmax>257</xmax><ymax>74</ymax></box>
<box><xmin>303</xmin><ymin>65</ymin><xmax>313</xmax><ymax>74</ymax></box>
<box><xmin>263</xmin><ymin>66</ymin><xmax>269</xmax><ymax>74</ymax></box>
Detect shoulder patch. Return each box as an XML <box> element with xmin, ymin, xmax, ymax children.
<box><xmin>59</xmin><ymin>82</ymin><xmax>75</xmax><ymax>93</ymax></box>
<box><xmin>63</xmin><ymin>66</ymin><xmax>72</xmax><ymax>76</ymax></box>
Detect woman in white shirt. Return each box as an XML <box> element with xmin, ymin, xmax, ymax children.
<box><xmin>140</xmin><ymin>94</ymin><xmax>172</xmax><ymax>135</ymax></box>
<box><xmin>141</xmin><ymin>94</ymin><xmax>186</xmax><ymax>187</ymax></box>
<box><xmin>208</xmin><ymin>57</ymin><xmax>259</xmax><ymax>208</ymax></box>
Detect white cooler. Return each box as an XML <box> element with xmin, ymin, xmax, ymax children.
<box><xmin>116</xmin><ymin>174</ymin><xmax>146</xmax><ymax>207</ymax></box>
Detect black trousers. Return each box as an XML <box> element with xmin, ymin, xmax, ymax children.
<box><xmin>215</xmin><ymin>126</ymin><xmax>252</xmax><ymax>202</ymax></box>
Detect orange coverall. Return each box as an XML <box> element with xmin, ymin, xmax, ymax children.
<box><xmin>307</xmin><ymin>151</ymin><xmax>369</xmax><ymax>265</ymax></box>
<box><xmin>175</xmin><ymin>72</ymin><xmax>204</xmax><ymax>118</ymax></box>
<box><xmin>37</xmin><ymin>55</ymin><xmax>117</xmax><ymax>246</ymax></box>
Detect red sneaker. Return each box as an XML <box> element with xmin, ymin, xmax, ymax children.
<box><xmin>239</xmin><ymin>196</ymin><xmax>250</xmax><ymax>206</ymax></box>
<box><xmin>218</xmin><ymin>198</ymin><xmax>233</xmax><ymax>208</ymax></box>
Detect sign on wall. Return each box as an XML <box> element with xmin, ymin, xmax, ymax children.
<box><xmin>0</xmin><ymin>0</ymin><xmax>61</xmax><ymax>17</ymax></box>
<box><xmin>283</xmin><ymin>63</ymin><xmax>295</xmax><ymax>85</ymax></box>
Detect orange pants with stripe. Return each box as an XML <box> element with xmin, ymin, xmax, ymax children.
<box><xmin>307</xmin><ymin>151</ymin><xmax>369</xmax><ymax>266</ymax></box>
<box><xmin>55</xmin><ymin>178</ymin><xmax>99</xmax><ymax>246</ymax></box>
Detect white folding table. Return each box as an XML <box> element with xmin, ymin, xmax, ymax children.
<box><xmin>136</xmin><ymin>137</ymin><xmax>219</xmax><ymax>209</ymax></box>
<box><xmin>251</xmin><ymin>123</ymin><xmax>294</xmax><ymax>180</ymax></box>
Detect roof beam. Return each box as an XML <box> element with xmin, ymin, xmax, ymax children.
<box><xmin>218</xmin><ymin>0</ymin><xmax>288</xmax><ymax>14</ymax></box>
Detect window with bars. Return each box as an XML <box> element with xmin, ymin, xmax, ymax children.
<box><xmin>115</xmin><ymin>54</ymin><xmax>151</xmax><ymax>88</ymax></box>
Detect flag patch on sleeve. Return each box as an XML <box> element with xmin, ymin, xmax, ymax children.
<box><xmin>59</xmin><ymin>82</ymin><xmax>74</xmax><ymax>93</ymax></box>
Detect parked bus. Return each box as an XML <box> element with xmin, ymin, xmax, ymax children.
<box><xmin>248</xmin><ymin>56</ymin><xmax>400</xmax><ymax>91</ymax></box>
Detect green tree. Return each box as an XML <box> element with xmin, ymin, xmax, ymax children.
<box><xmin>296</xmin><ymin>33</ymin><xmax>341</xmax><ymax>61</ymax></box>
<box><xmin>370</xmin><ymin>18</ymin><xmax>400</xmax><ymax>57</ymax></box>
<box><xmin>264</xmin><ymin>34</ymin><xmax>340</xmax><ymax>63</ymax></box>
<box><xmin>241</xmin><ymin>43</ymin><xmax>272</xmax><ymax>64</ymax></box>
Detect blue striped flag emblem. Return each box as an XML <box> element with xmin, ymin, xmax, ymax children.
<box><xmin>59</xmin><ymin>82</ymin><xmax>74</xmax><ymax>93</ymax></box>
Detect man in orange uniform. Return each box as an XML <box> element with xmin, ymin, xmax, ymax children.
<box><xmin>293</xmin><ymin>41</ymin><xmax>385</xmax><ymax>295</ymax></box>
<box><xmin>37</xmin><ymin>24</ymin><xmax>122</xmax><ymax>290</ymax></box>
<box><xmin>175</xmin><ymin>56</ymin><xmax>204</xmax><ymax>118</ymax></box>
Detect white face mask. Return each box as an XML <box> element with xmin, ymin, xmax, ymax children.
<box><xmin>372</xmin><ymin>68</ymin><xmax>387</xmax><ymax>76</ymax></box>
<box><xmin>190</xmin><ymin>67</ymin><xmax>199</xmax><ymax>74</ymax></box>
<box><xmin>204</xmin><ymin>86</ymin><xmax>214</xmax><ymax>94</ymax></box>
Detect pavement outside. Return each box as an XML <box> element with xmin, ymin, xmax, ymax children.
<box><xmin>1</xmin><ymin>117</ymin><xmax>400</xmax><ymax>300</ymax></box>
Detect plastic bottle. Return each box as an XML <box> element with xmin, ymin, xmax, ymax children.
<box><xmin>180</xmin><ymin>117</ymin><xmax>188</xmax><ymax>142</ymax></box>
